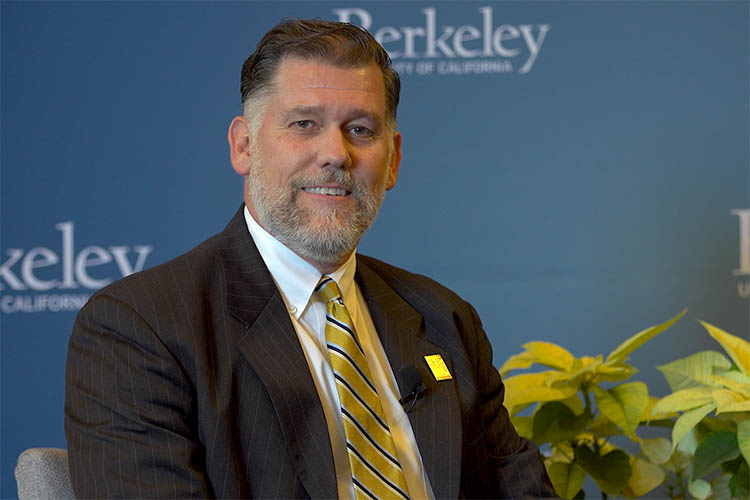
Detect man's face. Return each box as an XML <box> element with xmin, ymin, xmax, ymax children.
<box><xmin>236</xmin><ymin>57</ymin><xmax>401</xmax><ymax>272</ymax></box>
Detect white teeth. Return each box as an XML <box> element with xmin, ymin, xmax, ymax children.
<box><xmin>303</xmin><ymin>187</ymin><xmax>347</xmax><ymax>196</ymax></box>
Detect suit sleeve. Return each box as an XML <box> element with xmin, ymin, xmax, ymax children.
<box><xmin>465</xmin><ymin>302</ymin><xmax>558</xmax><ymax>499</ymax></box>
<box><xmin>64</xmin><ymin>293</ymin><xmax>211</xmax><ymax>499</ymax></box>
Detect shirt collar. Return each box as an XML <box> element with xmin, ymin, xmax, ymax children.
<box><xmin>243</xmin><ymin>206</ymin><xmax>357</xmax><ymax>319</ymax></box>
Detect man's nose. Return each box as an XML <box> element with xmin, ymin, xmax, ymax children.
<box><xmin>317</xmin><ymin>127</ymin><xmax>352</xmax><ymax>169</ymax></box>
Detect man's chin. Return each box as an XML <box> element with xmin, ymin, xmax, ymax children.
<box><xmin>279</xmin><ymin>222</ymin><xmax>359</xmax><ymax>265</ymax></box>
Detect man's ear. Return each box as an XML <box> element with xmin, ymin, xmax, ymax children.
<box><xmin>228</xmin><ymin>116</ymin><xmax>252</xmax><ymax>175</ymax></box>
<box><xmin>385</xmin><ymin>131</ymin><xmax>402</xmax><ymax>191</ymax></box>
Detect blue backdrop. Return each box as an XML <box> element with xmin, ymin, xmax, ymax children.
<box><xmin>2</xmin><ymin>1</ymin><xmax>748</xmax><ymax>497</ymax></box>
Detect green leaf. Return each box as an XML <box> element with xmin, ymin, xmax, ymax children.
<box><xmin>672</xmin><ymin>402</ymin><xmax>717</xmax><ymax>449</ymax></box>
<box><xmin>729</xmin><ymin>460</ymin><xmax>749</xmax><ymax>499</ymax></box>
<box><xmin>688</xmin><ymin>478</ymin><xmax>711</xmax><ymax>499</ymax></box>
<box><xmin>547</xmin><ymin>461</ymin><xmax>586</xmax><ymax>499</ymax></box>
<box><xmin>531</xmin><ymin>401</ymin><xmax>577</xmax><ymax>446</ymax></box>
<box><xmin>532</xmin><ymin>401</ymin><xmax>589</xmax><ymax>445</ymax></box>
<box><xmin>738</xmin><ymin>416</ymin><xmax>750</xmax><ymax>466</ymax></box>
<box><xmin>605</xmin><ymin>309</ymin><xmax>686</xmax><ymax>364</ymax></box>
<box><xmin>510</xmin><ymin>415</ymin><xmax>533</xmax><ymax>440</ymax></box>
<box><xmin>574</xmin><ymin>445</ymin><xmax>632</xmax><ymax>495</ymax></box>
<box><xmin>698</xmin><ymin>416</ymin><xmax>736</xmax><ymax>434</ymax></box>
<box><xmin>593</xmin><ymin>382</ymin><xmax>648</xmax><ymax>438</ymax></box>
<box><xmin>588</xmin><ymin>415</ymin><xmax>621</xmax><ymax>438</ymax></box>
<box><xmin>721</xmin><ymin>455</ymin><xmax>743</xmax><ymax>474</ymax></box>
<box><xmin>656</xmin><ymin>350</ymin><xmax>732</xmax><ymax>391</ymax></box>
<box><xmin>692</xmin><ymin>430</ymin><xmax>740</xmax><ymax>480</ymax></box>
<box><xmin>701</xmin><ymin>321</ymin><xmax>750</xmax><ymax>376</ymax></box>
<box><xmin>641</xmin><ymin>437</ymin><xmax>672</xmax><ymax>465</ymax></box>
<box><xmin>666</xmin><ymin>448</ymin><xmax>693</xmax><ymax>475</ymax></box>
<box><xmin>532</xmin><ymin>404</ymin><xmax>568</xmax><ymax>445</ymax></box>
<box><xmin>625</xmin><ymin>457</ymin><xmax>666</xmax><ymax>497</ymax></box>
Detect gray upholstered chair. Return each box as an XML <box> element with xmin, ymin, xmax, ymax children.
<box><xmin>14</xmin><ymin>448</ymin><xmax>75</xmax><ymax>500</ymax></box>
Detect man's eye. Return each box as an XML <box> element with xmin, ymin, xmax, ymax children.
<box><xmin>292</xmin><ymin>120</ymin><xmax>313</xmax><ymax>129</ymax></box>
<box><xmin>349</xmin><ymin>125</ymin><xmax>373</xmax><ymax>136</ymax></box>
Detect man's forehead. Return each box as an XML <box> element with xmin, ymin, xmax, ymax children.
<box><xmin>273</xmin><ymin>57</ymin><xmax>384</xmax><ymax>95</ymax></box>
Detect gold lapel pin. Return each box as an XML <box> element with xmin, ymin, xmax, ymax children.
<box><xmin>424</xmin><ymin>354</ymin><xmax>452</xmax><ymax>381</ymax></box>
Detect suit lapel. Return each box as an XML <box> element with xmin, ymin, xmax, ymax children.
<box><xmin>219</xmin><ymin>207</ymin><xmax>337</xmax><ymax>500</ymax></box>
<box><xmin>356</xmin><ymin>259</ymin><xmax>462</xmax><ymax>500</ymax></box>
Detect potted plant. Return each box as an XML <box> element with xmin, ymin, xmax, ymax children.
<box><xmin>500</xmin><ymin>310</ymin><xmax>686</xmax><ymax>498</ymax></box>
<box><xmin>650</xmin><ymin>322</ymin><xmax>749</xmax><ymax>499</ymax></box>
<box><xmin>500</xmin><ymin>312</ymin><xmax>750</xmax><ymax>499</ymax></box>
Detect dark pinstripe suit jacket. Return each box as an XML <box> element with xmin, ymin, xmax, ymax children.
<box><xmin>64</xmin><ymin>206</ymin><xmax>554</xmax><ymax>499</ymax></box>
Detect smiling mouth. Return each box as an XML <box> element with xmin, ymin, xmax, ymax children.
<box><xmin>302</xmin><ymin>187</ymin><xmax>350</xmax><ymax>196</ymax></box>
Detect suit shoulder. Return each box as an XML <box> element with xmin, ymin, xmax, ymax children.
<box><xmin>357</xmin><ymin>254</ymin><xmax>470</xmax><ymax>311</ymax></box>
<box><xmin>85</xmin><ymin>229</ymin><xmax>228</xmax><ymax>308</ymax></box>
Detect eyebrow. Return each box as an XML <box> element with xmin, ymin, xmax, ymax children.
<box><xmin>282</xmin><ymin>106</ymin><xmax>382</xmax><ymax>127</ymax></box>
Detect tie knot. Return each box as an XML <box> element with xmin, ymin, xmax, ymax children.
<box><xmin>315</xmin><ymin>277</ymin><xmax>342</xmax><ymax>303</ymax></box>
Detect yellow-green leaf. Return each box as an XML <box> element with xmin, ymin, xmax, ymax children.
<box><xmin>710</xmin><ymin>374</ymin><xmax>750</xmax><ymax>398</ymax></box>
<box><xmin>657</xmin><ymin>350</ymin><xmax>732</xmax><ymax>391</ymax></box>
<box><xmin>595</xmin><ymin>364</ymin><xmax>637</xmax><ymax>383</ymax></box>
<box><xmin>613</xmin><ymin>382</ymin><xmax>649</xmax><ymax>433</ymax></box>
<box><xmin>738</xmin><ymin>417</ymin><xmax>750</xmax><ymax>466</ymax></box>
<box><xmin>502</xmin><ymin>372</ymin><xmax>577</xmax><ymax>414</ymax></box>
<box><xmin>524</xmin><ymin>341</ymin><xmax>576</xmax><ymax>372</ymax></box>
<box><xmin>719</xmin><ymin>369</ymin><xmax>750</xmax><ymax>385</ymax></box>
<box><xmin>712</xmin><ymin>388</ymin><xmax>750</xmax><ymax>414</ymax></box>
<box><xmin>626</xmin><ymin>457</ymin><xmax>666</xmax><ymax>497</ymax></box>
<box><xmin>641</xmin><ymin>437</ymin><xmax>672</xmax><ymax>465</ymax></box>
<box><xmin>548</xmin><ymin>442</ymin><xmax>575</xmax><ymax>463</ymax></box>
<box><xmin>558</xmin><ymin>394</ymin><xmax>585</xmax><ymax>415</ymax></box>
<box><xmin>606</xmin><ymin>309</ymin><xmax>686</xmax><ymax>364</ymax></box>
<box><xmin>641</xmin><ymin>396</ymin><xmax>679</xmax><ymax>421</ymax></box>
<box><xmin>546</xmin><ymin>371</ymin><xmax>587</xmax><ymax>390</ymax></box>
<box><xmin>548</xmin><ymin>356</ymin><xmax>603</xmax><ymax>388</ymax></box>
<box><xmin>498</xmin><ymin>351</ymin><xmax>537</xmax><ymax>377</ymax></box>
<box><xmin>594</xmin><ymin>382</ymin><xmax>648</xmax><ymax>438</ymax></box>
<box><xmin>701</xmin><ymin>321</ymin><xmax>750</xmax><ymax>376</ymax></box>
<box><xmin>672</xmin><ymin>402</ymin><xmax>717</xmax><ymax>449</ymax></box>
<box><xmin>580</xmin><ymin>355</ymin><xmax>601</xmax><ymax>367</ymax></box>
<box><xmin>676</xmin><ymin>427</ymin><xmax>700</xmax><ymax>455</ymax></box>
<box><xmin>547</xmin><ymin>461</ymin><xmax>586</xmax><ymax>499</ymax></box>
<box><xmin>688</xmin><ymin>478</ymin><xmax>712</xmax><ymax>500</ymax></box>
<box><xmin>650</xmin><ymin>387</ymin><xmax>714</xmax><ymax>416</ymax></box>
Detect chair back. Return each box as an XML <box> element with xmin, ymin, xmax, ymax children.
<box><xmin>14</xmin><ymin>448</ymin><xmax>75</xmax><ymax>500</ymax></box>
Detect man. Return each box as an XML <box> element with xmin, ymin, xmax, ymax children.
<box><xmin>65</xmin><ymin>19</ymin><xmax>555</xmax><ymax>499</ymax></box>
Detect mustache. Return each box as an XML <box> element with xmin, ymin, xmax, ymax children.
<box><xmin>291</xmin><ymin>170</ymin><xmax>358</xmax><ymax>192</ymax></box>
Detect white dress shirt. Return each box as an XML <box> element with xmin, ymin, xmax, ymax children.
<box><xmin>244</xmin><ymin>207</ymin><xmax>434</xmax><ymax>500</ymax></box>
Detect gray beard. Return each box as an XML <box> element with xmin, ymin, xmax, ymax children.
<box><xmin>247</xmin><ymin>162</ymin><xmax>386</xmax><ymax>268</ymax></box>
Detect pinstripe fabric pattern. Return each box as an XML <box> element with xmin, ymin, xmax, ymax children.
<box><xmin>316</xmin><ymin>277</ymin><xmax>410</xmax><ymax>500</ymax></box>
<box><xmin>65</xmin><ymin>205</ymin><xmax>556</xmax><ymax>499</ymax></box>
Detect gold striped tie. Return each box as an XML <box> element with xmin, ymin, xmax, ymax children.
<box><xmin>315</xmin><ymin>277</ymin><xmax>410</xmax><ymax>500</ymax></box>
